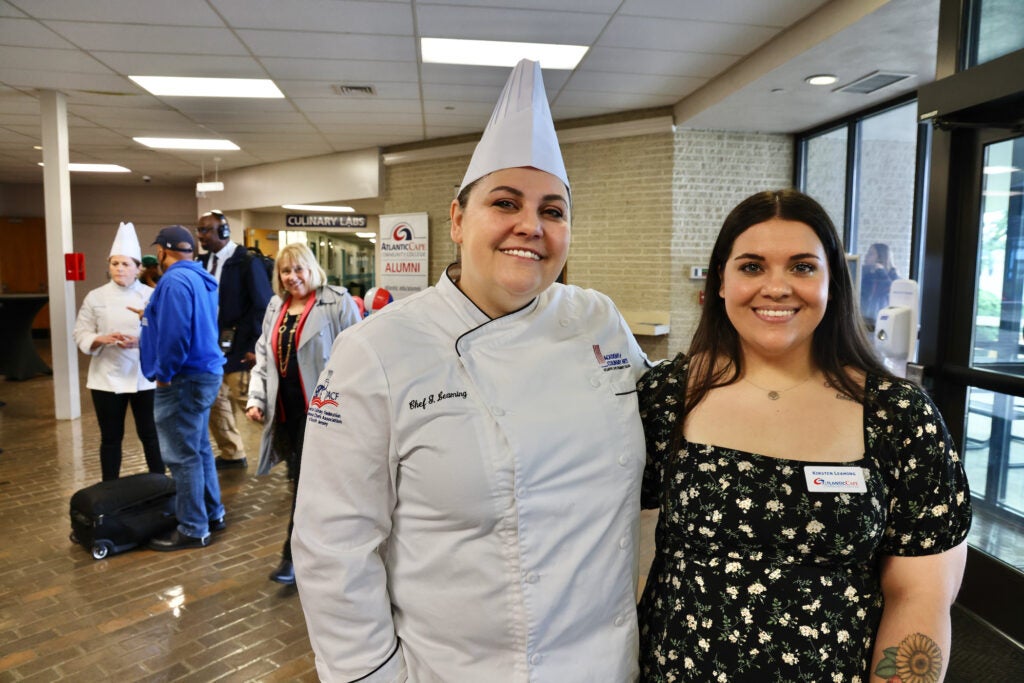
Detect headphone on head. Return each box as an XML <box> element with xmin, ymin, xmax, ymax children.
<box><xmin>205</xmin><ymin>210</ymin><xmax>230</xmax><ymax>240</ymax></box>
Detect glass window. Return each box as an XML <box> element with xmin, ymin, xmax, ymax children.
<box><xmin>971</xmin><ymin>136</ymin><xmax>1024</xmax><ymax>369</ymax></box>
<box><xmin>803</xmin><ymin>126</ymin><xmax>847</xmax><ymax>233</ymax></box>
<box><xmin>854</xmin><ymin>103</ymin><xmax>919</xmax><ymax>326</ymax></box>
<box><xmin>965</xmin><ymin>387</ymin><xmax>1024</xmax><ymax>514</ymax></box>
<box><xmin>966</xmin><ymin>0</ymin><xmax>1024</xmax><ymax>68</ymax></box>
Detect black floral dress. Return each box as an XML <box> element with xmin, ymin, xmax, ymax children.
<box><xmin>637</xmin><ymin>354</ymin><xmax>971</xmax><ymax>683</ymax></box>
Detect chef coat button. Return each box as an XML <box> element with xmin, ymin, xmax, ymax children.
<box><xmin>589</xmin><ymin>376</ymin><xmax>601</xmax><ymax>387</ymax></box>
<box><xmin>530</xmin><ymin>653</ymin><xmax>542</xmax><ymax>665</ymax></box>
<box><xmin>614</xmin><ymin>614</ymin><xmax>625</xmax><ymax>627</ymax></box>
<box><xmin>525</xmin><ymin>571</ymin><xmax>539</xmax><ymax>583</ymax></box>
<box><xmin>619</xmin><ymin>536</ymin><xmax>629</xmax><ymax>549</ymax></box>
<box><xmin>617</xmin><ymin>454</ymin><xmax>629</xmax><ymax>466</ymax></box>
<box><xmin>516</xmin><ymin>487</ymin><xmax>526</xmax><ymax>499</ymax></box>
<box><xmin>559</xmin><ymin>318</ymin><xmax>569</xmax><ymax>327</ymax></box>
<box><xmin>491</xmin><ymin>406</ymin><xmax>505</xmax><ymax>416</ymax></box>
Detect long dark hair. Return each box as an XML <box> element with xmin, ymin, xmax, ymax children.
<box><xmin>684</xmin><ymin>189</ymin><xmax>893</xmax><ymax>416</ymax></box>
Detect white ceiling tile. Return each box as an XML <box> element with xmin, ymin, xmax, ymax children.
<box><xmin>0</xmin><ymin>46</ymin><xmax>113</xmax><ymax>74</ymax></box>
<box><xmin>0</xmin><ymin>17</ymin><xmax>76</xmax><ymax>48</ymax></box>
<box><xmin>417</xmin><ymin>0</ymin><xmax>620</xmax><ymax>9</ymax></box>
<box><xmin>415</xmin><ymin>4</ymin><xmax>609</xmax><ymax>44</ymax></box>
<box><xmin>189</xmin><ymin>110</ymin><xmax>309</xmax><ymax>125</ymax></box>
<box><xmin>91</xmin><ymin>52</ymin><xmax>267</xmax><ymax>79</ymax></box>
<box><xmin>211</xmin><ymin>0</ymin><xmax>413</xmax><ymax>34</ymax></box>
<box><xmin>423</xmin><ymin>99</ymin><xmax>494</xmax><ymax>116</ymax></box>
<box><xmin>236</xmin><ymin>29</ymin><xmax>415</xmax><ymax>60</ymax></box>
<box><xmin>15</xmin><ymin>0</ymin><xmax>225</xmax><ymax>26</ymax></box>
<box><xmin>280</xmin><ymin>80</ymin><xmax>420</xmax><ymax>99</ymax></box>
<box><xmin>619</xmin><ymin>0</ymin><xmax>828</xmax><ymax>27</ymax></box>
<box><xmin>292</xmin><ymin>96</ymin><xmax>422</xmax><ymax>114</ymax></box>
<box><xmin>599</xmin><ymin>15</ymin><xmax>779</xmax><ymax>54</ymax></box>
<box><xmin>43</xmin><ymin>21</ymin><xmax>248</xmax><ymax>55</ymax></box>
<box><xmin>0</xmin><ymin>67</ymin><xmax>131</xmax><ymax>92</ymax></box>
<box><xmin>582</xmin><ymin>47</ymin><xmax>739</xmax><ymax>79</ymax></box>
<box><xmin>314</xmin><ymin>123</ymin><xmax>424</xmax><ymax>136</ymax></box>
<box><xmin>261</xmin><ymin>58</ymin><xmax>419</xmax><ymax>82</ymax></box>
<box><xmin>70</xmin><ymin>106</ymin><xmax>197</xmax><ymax>126</ymax></box>
<box><xmin>167</xmin><ymin>99</ymin><xmax>299</xmax><ymax>114</ymax></box>
<box><xmin>305</xmin><ymin>111</ymin><xmax>422</xmax><ymax>125</ymax></box>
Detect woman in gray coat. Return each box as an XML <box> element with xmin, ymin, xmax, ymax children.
<box><xmin>246</xmin><ymin>242</ymin><xmax>362</xmax><ymax>584</ymax></box>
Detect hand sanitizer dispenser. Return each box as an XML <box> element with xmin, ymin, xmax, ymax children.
<box><xmin>874</xmin><ymin>279</ymin><xmax>918</xmax><ymax>376</ymax></box>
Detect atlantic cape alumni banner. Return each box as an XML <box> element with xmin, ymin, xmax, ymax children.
<box><xmin>378</xmin><ymin>213</ymin><xmax>428</xmax><ymax>299</ymax></box>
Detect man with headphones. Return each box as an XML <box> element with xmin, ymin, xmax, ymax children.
<box><xmin>196</xmin><ymin>210</ymin><xmax>273</xmax><ymax>470</ymax></box>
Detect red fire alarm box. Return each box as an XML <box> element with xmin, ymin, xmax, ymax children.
<box><xmin>65</xmin><ymin>253</ymin><xmax>85</xmax><ymax>281</ymax></box>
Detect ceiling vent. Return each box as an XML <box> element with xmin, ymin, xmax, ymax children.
<box><xmin>332</xmin><ymin>84</ymin><xmax>376</xmax><ymax>96</ymax></box>
<box><xmin>835</xmin><ymin>71</ymin><xmax>912</xmax><ymax>95</ymax></box>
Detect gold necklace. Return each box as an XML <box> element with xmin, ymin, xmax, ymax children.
<box><xmin>743</xmin><ymin>373</ymin><xmax>815</xmax><ymax>401</ymax></box>
<box><xmin>277</xmin><ymin>314</ymin><xmax>298</xmax><ymax>376</ymax></box>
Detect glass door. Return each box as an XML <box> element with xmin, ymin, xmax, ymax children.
<box><xmin>958</xmin><ymin>132</ymin><xmax>1024</xmax><ymax>567</ymax></box>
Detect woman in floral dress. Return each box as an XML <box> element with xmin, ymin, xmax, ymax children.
<box><xmin>638</xmin><ymin>189</ymin><xmax>971</xmax><ymax>682</ymax></box>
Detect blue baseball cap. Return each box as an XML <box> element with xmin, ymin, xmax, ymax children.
<box><xmin>152</xmin><ymin>225</ymin><xmax>194</xmax><ymax>252</ymax></box>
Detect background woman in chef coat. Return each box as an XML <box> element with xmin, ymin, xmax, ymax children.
<box><xmin>73</xmin><ymin>222</ymin><xmax>162</xmax><ymax>481</ymax></box>
<box><xmin>293</xmin><ymin>59</ymin><xmax>651</xmax><ymax>682</ymax></box>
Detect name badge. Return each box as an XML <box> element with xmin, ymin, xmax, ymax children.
<box><xmin>804</xmin><ymin>466</ymin><xmax>867</xmax><ymax>493</ymax></box>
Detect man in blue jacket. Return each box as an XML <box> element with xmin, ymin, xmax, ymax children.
<box><xmin>141</xmin><ymin>225</ymin><xmax>227</xmax><ymax>550</ymax></box>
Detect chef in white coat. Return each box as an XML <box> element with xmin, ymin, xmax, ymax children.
<box><xmin>293</xmin><ymin>59</ymin><xmax>651</xmax><ymax>682</ymax></box>
<box><xmin>73</xmin><ymin>222</ymin><xmax>162</xmax><ymax>481</ymax></box>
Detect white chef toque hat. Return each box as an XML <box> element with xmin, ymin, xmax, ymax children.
<box><xmin>109</xmin><ymin>221</ymin><xmax>142</xmax><ymax>262</ymax></box>
<box><xmin>458</xmin><ymin>58</ymin><xmax>569</xmax><ymax>195</ymax></box>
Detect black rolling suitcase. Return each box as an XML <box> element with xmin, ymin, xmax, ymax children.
<box><xmin>69</xmin><ymin>473</ymin><xmax>177</xmax><ymax>559</ymax></box>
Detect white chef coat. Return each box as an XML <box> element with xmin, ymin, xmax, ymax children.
<box><xmin>73</xmin><ymin>279</ymin><xmax>156</xmax><ymax>393</ymax></box>
<box><xmin>293</xmin><ymin>267</ymin><xmax>650</xmax><ymax>683</ymax></box>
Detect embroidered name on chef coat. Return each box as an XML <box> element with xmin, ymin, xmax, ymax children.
<box><xmin>408</xmin><ymin>389</ymin><xmax>468</xmax><ymax>411</ymax></box>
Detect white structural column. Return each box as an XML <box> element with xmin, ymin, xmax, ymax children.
<box><xmin>39</xmin><ymin>89</ymin><xmax>81</xmax><ymax>420</ymax></box>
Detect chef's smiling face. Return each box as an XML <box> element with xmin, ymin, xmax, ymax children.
<box><xmin>450</xmin><ymin>166</ymin><xmax>570</xmax><ymax>318</ymax></box>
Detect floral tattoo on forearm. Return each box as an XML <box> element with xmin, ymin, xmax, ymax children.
<box><xmin>874</xmin><ymin>632</ymin><xmax>943</xmax><ymax>683</ymax></box>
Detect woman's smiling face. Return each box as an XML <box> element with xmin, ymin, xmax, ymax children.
<box><xmin>450</xmin><ymin>166</ymin><xmax>570</xmax><ymax>318</ymax></box>
<box><xmin>719</xmin><ymin>217</ymin><xmax>830</xmax><ymax>362</ymax></box>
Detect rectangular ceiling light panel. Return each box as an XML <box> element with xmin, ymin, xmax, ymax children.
<box><xmin>134</xmin><ymin>137</ymin><xmax>240</xmax><ymax>150</ymax></box>
<box><xmin>421</xmin><ymin>38</ymin><xmax>587</xmax><ymax>70</ymax></box>
<box><xmin>129</xmin><ymin>76</ymin><xmax>284</xmax><ymax>98</ymax></box>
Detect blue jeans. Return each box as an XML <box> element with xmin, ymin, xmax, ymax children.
<box><xmin>154</xmin><ymin>373</ymin><xmax>225</xmax><ymax>538</ymax></box>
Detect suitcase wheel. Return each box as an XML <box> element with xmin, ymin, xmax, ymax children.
<box><xmin>92</xmin><ymin>541</ymin><xmax>112</xmax><ymax>560</ymax></box>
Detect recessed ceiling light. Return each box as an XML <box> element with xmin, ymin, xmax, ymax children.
<box><xmin>129</xmin><ymin>76</ymin><xmax>284</xmax><ymax>98</ymax></box>
<box><xmin>38</xmin><ymin>162</ymin><xmax>131</xmax><ymax>173</ymax></box>
<box><xmin>805</xmin><ymin>74</ymin><xmax>838</xmax><ymax>86</ymax></box>
<box><xmin>134</xmin><ymin>137</ymin><xmax>240</xmax><ymax>151</ymax></box>
<box><xmin>281</xmin><ymin>204</ymin><xmax>355</xmax><ymax>213</ymax></box>
<box><xmin>421</xmin><ymin>38</ymin><xmax>587</xmax><ymax>70</ymax></box>
<box><xmin>356</xmin><ymin>232</ymin><xmax>376</xmax><ymax>238</ymax></box>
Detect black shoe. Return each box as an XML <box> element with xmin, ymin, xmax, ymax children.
<box><xmin>148</xmin><ymin>529</ymin><xmax>210</xmax><ymax>551</ymax></box>
<box><xmin>215</xmin><ymin>456</ymin><xmax>247</xmax><ymax>470</ymax></box>
<box><xmin>269</xmin><ymin>559</ymin><xmax>295</xmax><ymax>585</ymax></box>
<box><xmin>210</xmin><ymin>516</ymin><xmax>227</xmax><ymax>533</ymax></box>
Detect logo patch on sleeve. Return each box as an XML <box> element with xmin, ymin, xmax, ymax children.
<box><xmin>307</xmin><ymin>370</ymin><xmax>343</xmax><ymax>427</ymax></box>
